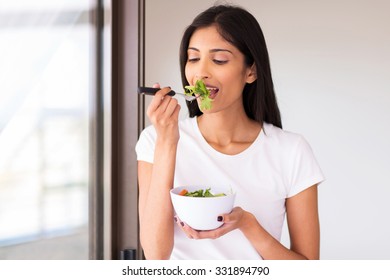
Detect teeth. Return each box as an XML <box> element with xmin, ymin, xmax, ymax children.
<box><xmin>207</xmin><ymin>87</ymin><xmax>218</xmax><ymax>94</ymax></box>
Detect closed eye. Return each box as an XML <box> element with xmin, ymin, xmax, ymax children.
<box><xmin>213</xmin><ymin>59</ymin><xmax>228</xmax><ymax>65</ymax></box>
<box><xmin>188</xmin><ymin>58</ymin><xmax>200</xmax><ymax>63</ymax></box>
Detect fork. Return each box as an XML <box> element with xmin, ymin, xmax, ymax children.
<box><xmin>137</xmin><ymin>87</ymin><xmax>197</xmax><ymax>102</ymax></box>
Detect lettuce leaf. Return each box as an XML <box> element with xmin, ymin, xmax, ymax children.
<box><xmin>184</xmin><ymin>80</ymin><xmax>213</xmax><ymax>110</ymax></box>
<box><xmin>184</xmin><ymin>188</ymin><xmax>226</xmax><ymax>197</ymax></box>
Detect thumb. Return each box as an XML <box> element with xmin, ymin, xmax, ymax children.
<box><xmin>152</xmin><ymin>82</ymin><xmax>160</xmax><ymax>88</ymax></box>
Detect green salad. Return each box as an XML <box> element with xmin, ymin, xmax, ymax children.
<box><xmin>179</xmin><ymin>188</ymin><xmax>226</xmax><ymax>197</ymax></box>
<box><xmin>184</xmin><ymin>80</ymin><xmax>213</xmax><ymax>110</ymax></box>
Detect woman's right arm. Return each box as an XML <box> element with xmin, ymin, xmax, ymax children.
<box><xmin>138</xmin><ymin>86</ymin><xmax>181</xmax><ymax>260</ymax></box>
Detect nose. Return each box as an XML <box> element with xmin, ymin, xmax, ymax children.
<box><xmin>195</xmin><ymin>74</ymin><xmax>209</xmax><ymax>80</ymax></box>
<box><xmin>194</xmin><ymin>60</ymin><xmax>211</xmax><ymax>81</ymax></box>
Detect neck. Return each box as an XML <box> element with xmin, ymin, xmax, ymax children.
<box><xmin>197</xmin><ymin>107</ymin><xmax>260</xmax><ymax>146</ymax></box>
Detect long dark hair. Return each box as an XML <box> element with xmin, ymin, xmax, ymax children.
<box><xmin>179</xmin><ymin>4</ymin><xmax>282</xmax><ymax>129</ymax></box>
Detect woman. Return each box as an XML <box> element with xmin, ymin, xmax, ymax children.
<box><xmin>136</xmin><ymin>4</ymin><xmax>324</xmax><ymax>260</ymax></box>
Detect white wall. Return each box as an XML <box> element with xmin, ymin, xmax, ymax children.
<box><xmin>145</xmin><ymin>0</ymin><xmax>390</xmax><ymax>259</ymax></box>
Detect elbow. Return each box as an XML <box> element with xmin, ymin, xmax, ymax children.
<box><xmin>142</xmin><ymin>244</ymin><xmax>172</xmax><ymax>260</ymax></box>
<box><xmin>143</xmin><ymin>250</ymin><xmax>171</xmax><ymax>260</ymax></box>
<box><xmin>140</xmin><ymin>237</ymin><xmax>173</xmax><ymax>260</ymax></box>
<box><xmin>299</xmin><ymin>252</ymin><xmax>319</xmax><ymax>260</ymax></box>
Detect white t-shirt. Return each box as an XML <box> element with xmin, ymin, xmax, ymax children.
<box><xmin>135</xmin><ymin>117</ymin><xmax>325</xmax><ymax>260</ymax></box>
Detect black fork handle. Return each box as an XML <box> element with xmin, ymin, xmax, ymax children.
<box><xmin>137</xmin><ymin>87</ymin><xmax>175</xmax><ymax>96</ymax></box>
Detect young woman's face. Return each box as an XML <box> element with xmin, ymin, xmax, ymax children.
<box><xmin>185</xmin><ymin>25</ymin><xmax>256</xmax><ymax>113</ymax></box>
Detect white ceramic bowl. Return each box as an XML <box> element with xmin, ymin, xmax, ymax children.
<box><xmin>170</xmin><ymin>186</ymin><xmax>236</xmax><ymax>230</ymax></box>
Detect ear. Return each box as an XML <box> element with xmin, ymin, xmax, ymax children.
<box><xmin>245</xmin><ymin>64</ymin><xmax>257</xmax><ymax>84</ymax></box>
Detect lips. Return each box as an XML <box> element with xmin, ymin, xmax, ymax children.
<box><xmin>206</xmin><ymin>86</ymin><xmax>219</xmax><ymax>99</ymax></box>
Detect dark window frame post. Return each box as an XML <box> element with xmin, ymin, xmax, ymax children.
<box><xmin>110</xmin><ymin>0</ymin><xmax>145</xmax><ymax>260</ymax></box>
<box><xmin>90</xmin><ymin>0</ymin><xmax>144</xmax><ymax>260</ymax></box>
<box><xmin>89</xmin><ymin>0</ymin><xmax>105</xmax><ymax>260</ymax></box>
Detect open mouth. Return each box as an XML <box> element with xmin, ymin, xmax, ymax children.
<box><xmin>206</xmin><ymin>87</ymin><xmax>219</xmax><ymax>99</ymax></box>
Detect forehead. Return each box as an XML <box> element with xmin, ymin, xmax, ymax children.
<box><xmin>189</xmin><ymin>25</ymin><xmax>233</xmax><ymax>49</ymax></box>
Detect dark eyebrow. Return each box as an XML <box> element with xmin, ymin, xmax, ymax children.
<box><xmin>188</xmin><ymin>47</ymin><xmax>233</xmax><ymax>54</ymax></box>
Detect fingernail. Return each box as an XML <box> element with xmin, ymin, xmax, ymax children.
<box><xmin>180</xmin><ymin>222</ymin><xmax>184</xmax><ymax>227</ymax></box>
<box><xmin>217</xmin><ymin>216</ymin><xmax>223</xmax><ymax>222</ymax></box>
<box><xmin>174</xmin><ymin>217</ymin><xmax>177</xmax><ymax>222</ymax></box>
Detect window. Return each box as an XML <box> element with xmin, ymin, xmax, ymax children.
<box><xmin>0</xmin><ymin>0</ymin><xmax>91</xmax><ymax>259</ymax></box>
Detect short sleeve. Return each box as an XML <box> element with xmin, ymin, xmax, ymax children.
<box><xmin>135</xmin><ymin>125</ymin><xmax>156</xmax><ymax>163</ymax></box>
<box><xmin>287</xmin><ymin>136</ymin><xmax>325</xmax><ymax>197</ymax></box>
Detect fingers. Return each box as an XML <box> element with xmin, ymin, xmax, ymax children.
<box><xmin>174</xmin><ymin>215</ymin><xmax>228</xmax><ymax>240</ymax></box>
<box><xmin>173</xmin><ymin>208</ymin><xmax>247</xmax><ymax>240</ymax></box>
<box><xmin>147</xmin><ymin>86</ymin><xmax>181</xmax><ymax>123</ymax></box>
<box><xmin>147</xmin><ymin>86</ymin><xmax>171</xmax><ymax>114</ymax></box>
<box><xmin>174</xmin><ymin>216</ymin><xmax>195</xmax><ymax>239</ymax></box>
<box><xmin>163</xmin><ymin>96</ymin><xmax>180</xmax><ymax>118</ymax></box>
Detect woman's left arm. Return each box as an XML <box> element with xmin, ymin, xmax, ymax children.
<box><xmin>177</xmin><ymin>184</ymin><xmax>319</xmax><ymax>260</ymax></box>
<box><xmin>283</xmin><ymin>184</ymin><xmax>320</xmax><ymax>259</ymax></box>
<box><xmin>243</xmin><ymin>184</ymin><xmax>320</xmax><ymax>260</ymax></box>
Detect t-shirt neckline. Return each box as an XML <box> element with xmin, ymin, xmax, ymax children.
<box><xmin>191</xmin><ymin>116</ymin><xmax>265</xmax><ymax>158</ymax></box>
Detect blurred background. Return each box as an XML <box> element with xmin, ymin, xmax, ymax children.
<box><xmin>0</xmin><ymin>0</ymin><xmax>91</xmax><ymax>259</ymax></box>
<box><xmin>1</xmin><ymin>0</ymin><xmax>389</xmax><ymax>260</ymax></box>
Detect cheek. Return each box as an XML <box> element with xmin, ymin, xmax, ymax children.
<box><xmin>184</xmin><ymin>65</ymin><xmax>192</xmax><ymax>83</ymax></box>
<box><xmin>220</xmin><ymin>71</ymin><xmax>243</xmax><ymax>89</ymax></box>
